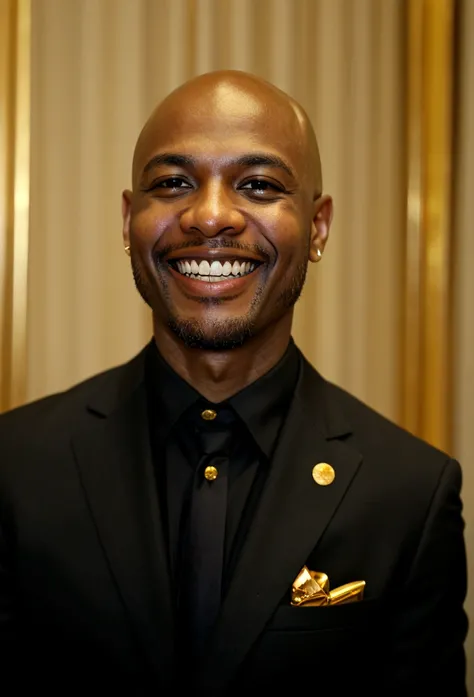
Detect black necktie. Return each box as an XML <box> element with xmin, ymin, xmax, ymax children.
<box><xmin>179</xmin><ymin>408</ymin><xmax>234</xmax><ymax>660</ymax></box>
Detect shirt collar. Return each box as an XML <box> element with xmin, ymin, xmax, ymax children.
<box><xmin>145</xmin><ymin>338</ymin><xmax>300</xmax><ymax>458</ymax></box>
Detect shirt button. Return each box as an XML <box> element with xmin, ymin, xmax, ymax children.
<box><xmin>201</xmin><ymin>409</ymin><xmax>217</xmax><ymax>421</ymax></box>
<box><xmin>204</xmin><ymin>465</ymin><xmax>218</xmax><ymax>481</ymax></box>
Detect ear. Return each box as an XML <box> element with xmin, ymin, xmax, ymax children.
<box><xmin>309</xmin><ymin>195</ymin><xmax>333</xmax><ymax>263</ymax></box>
<box><xmin>122</xmin><ymin>190</ymin><xmax>132</xmax><ymax>248</ymax></box>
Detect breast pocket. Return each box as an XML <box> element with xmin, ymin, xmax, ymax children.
<box><xmin>241</xmin><ymin>599</ymin><xmax>384</xmax><ymax>691</ymax></box>
<box><xmin>267</xmin><ymin>597</ymin><xmax>381</xmax><ymax>632</ymax></box>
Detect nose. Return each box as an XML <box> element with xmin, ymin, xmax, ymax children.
<box><xmin>179</xmin><ymin>180</ymin><xmax>246</xmax><ymax>238</ymax></box>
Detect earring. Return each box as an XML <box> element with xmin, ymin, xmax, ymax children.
<box><xmin>316</xmin><ymin>248</ymin><xmax>322</xmax><ymax>261</ymax></box>
<box><xmin>124</xmin><ymin>245</ymin><xmax>131</xmax><ymax>256</ymax></box>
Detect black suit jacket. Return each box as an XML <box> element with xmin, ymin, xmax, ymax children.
<box><xmin>0</xmin><ymin>344</ymin><xmax>468</xmax><ymax>694</ymax></box>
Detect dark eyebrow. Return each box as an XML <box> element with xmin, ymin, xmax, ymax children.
<box><xmin>142</xmin><ymin>153</ymin><xmax>196</xmax><ymax>176</ymax></box>
<box><xmin>233</xmin><ymin>153</ymin><xmax>296</xmax><ymax>179</ymax></box>
<box><xmin>141</xmin><ymin>151</ymin><xmax>296</xmax><ymax>179</ymax></box>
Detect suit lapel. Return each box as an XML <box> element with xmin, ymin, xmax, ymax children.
<box><xmin>200</xmin><ymin>357</ymin><xmax>363</xmax><ymax>690</ymax></box>
<box><xmin>71</xmin><ymin>349</ymin><xmax>174</xmax><ymax>680</ymax></box>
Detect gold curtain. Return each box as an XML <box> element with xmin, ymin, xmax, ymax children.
<box><xmin>0</xmin><ymin>0</ymin><xmax>29</xmax><ymax>411</ymax></box>
<box><xmin>403</xmin><ymin>0</ymin><xmax>455</xmax><ymax>452</ymax></box>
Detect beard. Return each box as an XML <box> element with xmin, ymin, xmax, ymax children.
<box><xmin>130</xmin><ymin>247</ymin><xmax>309</xmax><ymax>351</ymax></box>
<box><xmin>167</xmin><ymin>313</ymin><xmax>254</xmax><ymax>350</ymax></box>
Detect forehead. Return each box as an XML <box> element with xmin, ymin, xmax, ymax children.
<box><xmin>134</xmin><ymin>83</ymin><xmax>308</xmax><ymax>179</ymax></box>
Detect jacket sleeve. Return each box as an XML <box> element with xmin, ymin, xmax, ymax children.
<box><xmin>0</xmin><ymin>518</ymin><xmax>16</xmax><ymax>664</ymax></box>
<box><xmin>388</xmin><ymin>457</ymin><xmax>468</xmax><ymax>695</ymax></box>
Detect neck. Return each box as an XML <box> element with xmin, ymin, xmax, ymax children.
<box><xmin>152</xmin><ymin>315</ymin><xmax>293</xmax><ymax>403</ymax></box>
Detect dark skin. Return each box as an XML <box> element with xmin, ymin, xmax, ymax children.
<box><xmin>122</xmin><ymin>70</ymin><xmax>333</xmax><ymax>402</ymax></box>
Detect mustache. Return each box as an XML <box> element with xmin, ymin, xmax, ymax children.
<box><xmin>154</xmin><ymin>238</ymin><xmax>271</xmax><ymax>262</ymax></box>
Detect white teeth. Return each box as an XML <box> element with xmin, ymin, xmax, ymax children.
<box><xmin>174</xmin><ymin>258</ymin><xmax>259</xmax><ymax>281</ymax></box>
<box><xmin>210</xmin><ymin>260</ymin><xmax>223</xmax><ymax>276</ymax></box>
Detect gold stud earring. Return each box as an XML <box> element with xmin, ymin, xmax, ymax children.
<box><xmin>124</xmin><ymin>245</ymin><xmax>131</xmax><ymax>256</ymax></box>
<box><xmin>316</xmin><ymin>248</ymin><xmax>322</xmax><ymax>261</ymax></box>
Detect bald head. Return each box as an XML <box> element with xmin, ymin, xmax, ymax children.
<box><xmin>132</xmin><ymin>70</ymin><xmax>322</xmax><ymax>195</ymax></box>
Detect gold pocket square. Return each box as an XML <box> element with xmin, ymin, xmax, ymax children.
<box><xmin>291</xmin><ymin>566</ymin><xmax>366</xmax><ymax>607</ymax></box>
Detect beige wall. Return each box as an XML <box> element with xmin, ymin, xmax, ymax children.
<box><xmin>5</xmin><ymin>0</ymin><xmax>471</xmax><ymax>689</ymax></box>
<box><xmin>28</xmin><ymin>0</ymin><xmax>150</xmax><ymax>398</ymax></box>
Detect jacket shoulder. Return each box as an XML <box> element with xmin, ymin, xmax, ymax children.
<box><xmin>0</xmin><ymin>345</ymin><xmax>148</xmax><ymax>433</ymax></box>
<box><xmin>329</xmin><ymin>379</ymin><xmax>449</xmax><ymax>459</ymax></box>
<box><xmin>317</xmin><ymin>376</ymin><xmax>463</xmax><ymax>519</ymax></box>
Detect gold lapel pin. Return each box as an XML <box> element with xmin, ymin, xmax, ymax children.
<box><xmin>312</xmin><ymin>462</ymin><xmax>335</xmax><ymax>486</ymax></box>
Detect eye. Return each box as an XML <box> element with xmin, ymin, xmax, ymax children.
<box><xmin>239</xmin><ymin>179</ymin><xmax>283</xmax><ymax>198</ymax></box>
<box><xmin>156</xmin><ymin>177</ymin><xmax>192</xmax><ymax>190</ymax></box>
<box><xmin>143</xmin><ymin>177</ymin><xmax>193</xmax><ymax>194</ymax></box>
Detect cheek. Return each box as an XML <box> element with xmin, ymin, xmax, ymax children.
<box><xmin>262</xmin><ymin>206</ymin><xmax>308</xmax><ymax>261</ymax></box>
<box><xmin>131</xmin><ymin>201</ymin><xmax>173</xmax><ymax>247</ymax></box>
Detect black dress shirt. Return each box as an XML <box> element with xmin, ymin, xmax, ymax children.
<box><xmin>145</xmin><ymin>338</ymin><xmax>300</xmax><ymax>608</ymax></box>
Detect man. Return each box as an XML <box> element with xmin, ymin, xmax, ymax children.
<box><xmin>0</xmin><ymin>71</ymin><xmax>468</xmax><ymax>694</ymax></box>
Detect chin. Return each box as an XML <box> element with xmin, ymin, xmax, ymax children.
<box><xmin>167</xmin><ymin>315</ymin><xmax>256</xmax><ymax>351</ymax></box>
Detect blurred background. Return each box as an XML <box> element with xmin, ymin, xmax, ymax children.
<box><xmin>1</xmin><ymin>0</ymin><xmax>473</xmax><ymax>688</ymax></box>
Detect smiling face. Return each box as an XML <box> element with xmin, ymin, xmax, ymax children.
<box><xmin>122</xmin><ymin>72</ymin><xmax>332</xmax><ymax>350</ymax></box>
